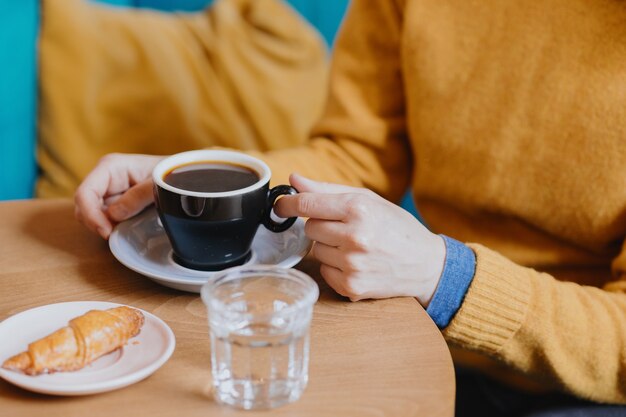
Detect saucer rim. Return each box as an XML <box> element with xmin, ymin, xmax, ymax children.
<box><xmin>108</xmin><ymin>208</ymin><xmax>312</xmax><ymax>287</ymax></box>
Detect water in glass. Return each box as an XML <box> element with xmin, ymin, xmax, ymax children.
<box><xmin>202</xmin><ymin>267</ymin><xmax>318</xmax><ymax>410</ymax></box>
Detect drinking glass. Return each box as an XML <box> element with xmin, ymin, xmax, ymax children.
<box><xmin>201</xmin><ymin>266</ymin><xmax>319</xmax><ymax>410</ymax></box>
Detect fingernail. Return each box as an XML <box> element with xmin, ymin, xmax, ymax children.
<box><xmin>97</xmin><ymin>226</ymin><xmax>110</xmax><ymax>239</ymax></box>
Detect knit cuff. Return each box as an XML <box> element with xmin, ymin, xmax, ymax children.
<box><xmin>442</xmin><ymin>243</ymin><xmax>532</xmax><ymax>355</ymax></box>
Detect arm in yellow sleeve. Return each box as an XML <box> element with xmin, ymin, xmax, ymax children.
<box><xmin>444</xmin><ymin>241</ymin><xmax>626</xmax><ymax>403</ymax></box>
<box><xmin>254</xmin><ymin>0</ymin><xmax>412</xmax><ymax>203</ymax></box>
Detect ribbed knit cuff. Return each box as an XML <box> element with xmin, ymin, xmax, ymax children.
<box><xmin>442</xmin><ymin>243</ymin><xmax>532</xmax><ymax>354</ymax></box>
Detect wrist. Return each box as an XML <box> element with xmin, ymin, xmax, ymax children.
<box><xmin>415</xmin><ymin>234</ymin><xmax>446</xmax><ymax>307</ymax></box>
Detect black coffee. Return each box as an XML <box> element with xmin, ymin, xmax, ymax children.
<box><xmin>163</xmin><ymin>161</ymin><xmax>259</xmax><ymax>193</ymax></box>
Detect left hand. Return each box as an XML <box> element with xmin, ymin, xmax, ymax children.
<box><xmin>274</xmin><ymin>174</ymin><xmax>446</xmax><ymax>306</ymax></box>
<box><xmin>74</xmin><ymin>153</ymin><xmax>164</xmax><ymax>239</ymax></box>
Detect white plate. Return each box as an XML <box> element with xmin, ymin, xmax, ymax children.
<box><xmin>109</xmin><ymin>207</ymin><xmax>312</xmax><ymax>293</ymax></box>
<box><xmin>0</xmin><ymin>301</ymin><xmax>175</xmax><ymax>396</ymax></box>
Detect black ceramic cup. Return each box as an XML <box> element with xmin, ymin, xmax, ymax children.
<box><xmin>152</xmin><ymin>150</ymin><xmax>297</xmax><ymax>271</ymax></box>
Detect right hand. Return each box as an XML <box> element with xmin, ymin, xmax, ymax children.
<box><xmin>74</xmin><ymin>153</ymin><xmax>165</xmax><ymax>239</ymax></box>
<box><xmin>275</xmin><ymin>174</ymin><xmax>445</xmax><ymax>306</ymax></box>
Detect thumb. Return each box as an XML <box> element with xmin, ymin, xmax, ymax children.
<box><xmin>289</xmin><ymin>173</ymin><xmax>368</xmax><ymax>195</ymax></box>
<box><xmin>107</xmin><ymin>179</ymin><xmax>154</xmax><ymax>222</ymax></box>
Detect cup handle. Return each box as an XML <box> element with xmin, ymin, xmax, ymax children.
<box><xmin>263</xmin><ymin>185</ymin><xmax>298</xmax><ymax>233</ymax></box>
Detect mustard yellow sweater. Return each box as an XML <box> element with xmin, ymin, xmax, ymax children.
<box><xmin>257</xmin><ymin>0</ymin><xmax>626</xmax><ymax>403</ymax></box>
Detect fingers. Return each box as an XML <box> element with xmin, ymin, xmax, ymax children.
<box><xmin>273</xmin><ymin>193</ymin><xmax>342</xmax><ymax>220</ymax></box>
<box><xmin>74</xmin><ymin>161</ymin><xmax>118</xmax><ymax>238</ymax></box>
<box><xmin>74</xmin><ymin>189</ymin><xmax>114</xmax><ymax>239</ymax></box>
<box><xmin>74</xmin><ymin>153</ymin><xmax>163</xmax><ymax>239</ymax></box>
<box><xmin>304</xmin><ymin>219</ymin><xmax>345</xmax><ymax>247</ymax></box>
<box><xmin>319</xmin><ymin>263</ymin><xmax>350</xmax><ymax>298</ymax></box>
<box><xmin>275</xmin><ymin>190</ymin><xmax>373</xmax><ymax>221</ymax></box>
<box><xmin>318</xmin><ymin>263</ymin><xmax>366</xmax><ymax>302</ymax></box>
<box><xmin>289</xmin><ymin>173</ymin><xmax>369</xmax><ymax>195</ymax></box>
<box><xmin>76</xmin><ymin>177</ymin><xmax>154</xmax><ymax>239</ymax></box>
<box><xmin>311</xmin><ymin>242</ymin><xmax>344</xmax><ymax>269</ymax></box>
<box><xmin>282</xmin><ymin>174</ymin><xmax>442</xmax><ymax>304</ymax></box>
<box><xmin>107</xmin><ymin>179</ymin><xmax>154</xmax><ymax>222</ymax></box>
<box><xmin>275</xmin><ymin>173</ymin><xmax>378</xmax><ymax>220</ymax></box>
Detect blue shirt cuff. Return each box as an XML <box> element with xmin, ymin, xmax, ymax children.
<box><xmin>426</xmin><ymin>235</ymin><xmax>476</xmax><ymax>329</ymax></box>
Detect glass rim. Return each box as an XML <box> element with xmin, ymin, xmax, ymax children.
<box><xmin>200</xmin><ymin>265</ymin><xmax>319</xmax><ymax>318</ymax></box>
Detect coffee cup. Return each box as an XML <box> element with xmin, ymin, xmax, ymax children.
<box><xmin>152</xmin><ymin>150</ymin><xmax>297</xmax><ymax>271</ymax></box>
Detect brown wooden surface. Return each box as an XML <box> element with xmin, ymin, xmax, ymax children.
<box><xmin>0</xmin><ymin>199</ymin><xmax>455</xmax><ymax>417</ymax></box>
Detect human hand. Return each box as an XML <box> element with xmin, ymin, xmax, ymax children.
<box><xmin>274</xmin><ymin>174</ymin><xmax>446</xmax><ymax>306</ymax></box>
<box><xmin>74</xmin><ymin>153</ymin><xmax>165</xmax><ymax>239</ymax></box>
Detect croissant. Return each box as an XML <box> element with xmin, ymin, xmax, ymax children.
<box><xmin>2</xmin><ymin>306</ymin><xmax>144</xmax><ymax>376</ymax></box>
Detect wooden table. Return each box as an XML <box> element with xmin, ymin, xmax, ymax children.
<box><xmin>0</xmin><ymin>199</ymin><xmax>455</xmax><ymax>417</ymax></box>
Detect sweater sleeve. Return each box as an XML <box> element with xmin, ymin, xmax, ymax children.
<box><xmin>443</xmin><ymin>241</ymin><xmax>626</xmax><ymax>404</ymax></box>
<box><xmin>249</xmin><ymin>0</ymin><xmax>412</xmax><ymax>204</ymax></box>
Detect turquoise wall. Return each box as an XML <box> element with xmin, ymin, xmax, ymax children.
<box><xmin>131</xmin><ymin>0</ymin><xmax>349</xmax><ymax>46</ymax></box>
<box><xmin>0</xmin><ymin>2</ymin><xmax>39</xmax><ymax>200</ymax></box>
<box><xmin>285</xmin><ymin>0</ymin><xmax>349</xmax><ymax>45</ymax></box>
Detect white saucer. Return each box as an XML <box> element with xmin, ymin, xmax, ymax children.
<box><xmin>109</xmin><ymin>207</ymin><xmax>312</xmax><ymax>293</ymax></box>
<box><xmin>0</xmin><ymin>301</ymin><xmax>175</xmax><ymax>396</ymax></box>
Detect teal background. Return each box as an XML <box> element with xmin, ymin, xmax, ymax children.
<box><xmin>0</xmin><ymin>0</ymin><xmax>349</xmax><ymax>201</ymax></box>
<box><xmin>0</xmin><ymin>1</ymin><xmax>39</xmax><ymax>201</ymax></box>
